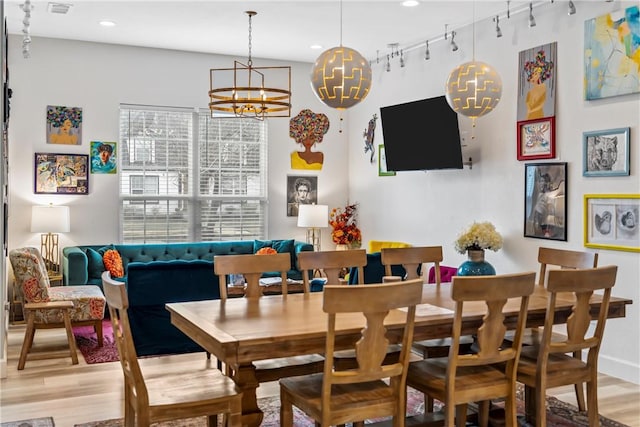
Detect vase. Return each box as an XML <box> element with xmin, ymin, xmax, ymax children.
<box><xmin>457</xmin><ymin>249</ymin><xmax>496</xmax><ymax>276</ymax></box>
<box><xmin>335</xmin><ymin>244</ymin><xmax>349</xmax><ymax>251</ymax></box>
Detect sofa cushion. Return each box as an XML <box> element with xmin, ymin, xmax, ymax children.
<box><xmin>254</xmin><ymin>239</ymin><xmax>295</xmax><ymax>266</ymax></box>
<box><xmin>85</xmin><ymin>247</ymin><xmax>104</xmax><ymax>280</ymax></box>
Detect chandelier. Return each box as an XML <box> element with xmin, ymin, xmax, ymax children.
<box><xmin>310</xmin><ymin>1</ymin><xmax>372</xmax><ymax>110</ymax></box>
<box><xmin>208</xmin><ymin>11</ymin><xmax>291</xmax><ymax>119</ymax></box>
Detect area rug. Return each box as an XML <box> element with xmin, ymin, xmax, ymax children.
<box><xmin>0</xmin><ymin>417</ymin><xmax>55</xmax><ymax>427</ymax></box>
<box><xmin>72</xmin><ymin>320</ymin><xmax>119</xmax><ymax>364</ymax></box>
<box><xmin>72</xmin><ymin>385</ymin><xmax>629</xmax><ymax>427</ymax></box>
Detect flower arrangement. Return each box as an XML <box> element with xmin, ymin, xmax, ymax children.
<box><xmin>256</xmin><ymin>247</ymin><xmax>277</xmax><ymax>255</ymax></box>
<box><xmin>454</xmin><ymin>221</ymin><xmax>503</xmax><ymax>254</ymax></box>
<box><xmin>329</xmin><ymin>203</ymin><xmax>362</xmax><ymax>247</ymax></box>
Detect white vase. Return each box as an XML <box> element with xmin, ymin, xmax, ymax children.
<box><xmin>335</xmin><ymin>244</ymin><xmax>349</xmax><ymax>251</ymax></box>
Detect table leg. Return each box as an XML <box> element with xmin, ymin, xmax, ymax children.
<box><xmin>524</xmin><ymin>384</ymin><xmax>537</xmax><ymax>425</ymax></box>
<box><xmin>232</xmin><ymin>363</ymin><xmax>263</xmax><ymax>427</ymax></box>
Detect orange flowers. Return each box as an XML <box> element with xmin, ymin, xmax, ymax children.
<box><xmin>329</xmin><ymin>203</ymin><xmax>362</xmax><ymax>246</ymax></box>
<box><xmin>256</xmin><ymin>247</ymin><xmax>278</xmax><ymax>255</ymax></box>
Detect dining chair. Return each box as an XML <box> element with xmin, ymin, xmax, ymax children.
<box><xmin>406</xmin><ymin>272</ymin><xmax>536</xmax><ymax>427</ymax></box>
<box><xmin>504</xmin><ymin>246</ymin><xmax>598</xmax><ymax>410</ymax></box>
<box><xmin>279</xmin><ymin>278</ymin><xmax>424</xmax><ymax>427</ymax></box>
<box><xmin>9</xmin><ymin>247</ymin><xmax>106</xmax><ymax>370</ymax></box>
<box><xmin>214</xmin><ymin>253</ymin><xmax>325</xmax><ymax>383</ymax></box>
<box><xmin>297</xmin><ymin>249</ymin><xmax>366</xmax><ymax>291</ymax></box>
<box><xmin>101</xmin><ymin>271</ymin><xmax>242</xmax><ymax>427</ymax></box>
<box><xmin>516</xmin><ymin>265</ymin><xmax>617</xmax><ymax>427</ymax></box>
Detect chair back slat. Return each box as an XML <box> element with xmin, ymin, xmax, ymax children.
<box><xmin>214</xmin><ymin>253</ymin><xmax>291</xmax><ymax>299</ymax></box>
<box><xmin>381</xmin><ymin>246</ymin><xmax>443</xmax><ymax>282</ymax></box>
<box><xmin>537</xmin><ymin>247</ymin><xmax>598</xmax><ymax>287</ymax></box>
<box><xmin>298</xmin><ymin>249</ymin><xmax>366</xmax><ymax>289</ymax></box>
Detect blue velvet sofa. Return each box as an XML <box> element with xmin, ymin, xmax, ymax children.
<box><xmin>62</xmin><ymin>240</ymin><xmax>312</xmax><ymax>356</ymax></box>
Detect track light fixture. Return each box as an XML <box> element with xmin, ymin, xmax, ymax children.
<box><xmin>450</xmin><ymin>30</ymin><xmax>459</xmax><ymax>52</ymax></box>
<box><xmin>386</xmin><ymin>54</ymin><xmax>391</xmax><ymax>72</ymax></box>
<box><xmin>528</xmin><ymin>2</ymin><xmax>536</xmax><ymax>27</ymax></box>
<box><xmin>568</xmin><ymin>1</ymin><xmax>576</xmax><ymax>15</ymax></box>
<box><xmin>425</xmin><ymin>40</ymin><xmax>430</xmax><ymax>60</ymax></box>
<box><xmin>400</xmin><ymin>49</ymin><xmax>405</xmax><ymax>67</ymax></box>
<box><xmin>494</xmin><ymin>15</ymin><xmax>502</xmax><ymax>38</ymax></box>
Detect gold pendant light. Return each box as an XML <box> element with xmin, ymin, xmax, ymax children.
<box><xmin>208</xmin><ymin>11</ymin><xmax>291</xmax><ymax>120</ymax></box>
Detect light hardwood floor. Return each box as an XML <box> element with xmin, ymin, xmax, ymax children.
<box><xmin>1</xmin><ymin>323</ymin><xmax>639</xmax><ymax>427</ymax></box>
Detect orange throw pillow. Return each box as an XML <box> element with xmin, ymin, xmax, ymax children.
<box><xmin>256</xmin><ymin>247</ymin><xmax>277</xmax><ymax>255</ymax></box>
<box><xmin>103</xmin><ymin>249</ymin><xmax>124</xmax><ymax>278</ymax></box>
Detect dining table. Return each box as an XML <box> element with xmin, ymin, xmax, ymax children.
<box><xmin>166</xmin><ymin>282</ymin><xmax>632</xmax><ymax>427</ymax></box>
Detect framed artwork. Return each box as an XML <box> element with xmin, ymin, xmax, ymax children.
<box><xmin>583</xmin><ymin>127</ymin><xmax>630</xmax><ymax>177</ymax></box>
<box><xmin>584</xmin><ymin>194</ymin><xmax>639</xmax><ymax>252</ymax></box>
<box><xmin>378</xmin><ymin>144</ymin><xmax>395</xmax><ymax>176</ymax></box>
<box><xmin>34</xmin><ymin>153</ymin><xmax>89</xmax><ymax>195</ymax></box>
<box><xmin>46</xmin><ymin>105</ymin><xmax>83</xmax><ymax>145</ymax></box>
<box><xmin>524</xmin><ymin>162</ymin><xmax>567</xmax><ymax>241</ymax></box>
<box><xmin>90</xmin><ymin>141</ymin><xmax>117</xmax><ymax>174</ymax></box>
<box><xmin>584</xmin><ymin>5</ymin><xmax>640</xmax><ymax>100</ymax></box>
<box><xmin>517</xmin><ymin>42</ymin><xmax>557</xmax><ymax>122</ymax></box>
<box><xmin>286</xmin><ymin>175</ymin><xmax>317</xmax><ymax>217</ymax></box>
<box><xmin>517</xmin><ymin>116</ymin><xmax>555</xmax><ymax>161</ymax></box>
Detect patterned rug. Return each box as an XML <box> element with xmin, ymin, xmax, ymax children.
<box><xmin>72</xmin><ymin>386</ymin><xmax>629</xmax><ymax>427</ymax></box>
<box><xmin>72</xmin><ymin>320</ymin><xmax>119</xmax><ymax>364</ymax></box>
<box><xmin>0</xmin><ymin>417</ymin><xmax>55</xmax><ymax>427</ymax></box>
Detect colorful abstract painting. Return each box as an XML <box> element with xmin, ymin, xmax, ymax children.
<box><xmin>584</xmin><ymin>5</ymin><xmax>640</xmax><ymax>100</ymax></box>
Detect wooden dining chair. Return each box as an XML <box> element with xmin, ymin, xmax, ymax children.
<box><xmin>297</xmin><ymin>249</ymin><xmax>367</xmax><ymax>291</ymax></box>
<box><xmin>406</xmin><ymin>272</ymin><xmax>536</xmax><ymax>427</ymax></box>
<box><xmin>516</xmin><ymin>265</ymin><xmax>617</xmax><ymax>427</ymax></box>
<box><xmin>279</xmin><ymin>279</ymin><xmax>424</xmax><ymax>427</ymax></box>
<box><xmin>214</xmin><ymin>253</ymin><xmax>324</xmax><ymax>383</ymax></box>
<box><xmin>101</xmin><ymin>272</ymin><xmax>242</xmax><ymax>427</ymax></box>
<box><xmin>504</xmin><ymin>246</ymin><xmax>599</xmax><ymax>410</ymax></box>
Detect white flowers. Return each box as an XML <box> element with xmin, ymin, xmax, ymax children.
<box><xmin>454</xmin><ymin>221</ymin><xmax>503</xmax><ymax>254</ymax></box>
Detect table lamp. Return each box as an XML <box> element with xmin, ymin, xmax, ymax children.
<box><xmin>297</xmin><ymin>204</ymin><xmax>328</xmax><ymax>252</ymax></box>
<box><xmin>31</xmin><ymin>204</ymin><xmax>70</xmax><ymax>274</ymax></box>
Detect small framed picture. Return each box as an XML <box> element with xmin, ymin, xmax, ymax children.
<box><xmin>584</xmin><ymin>194</ymin><xmax>639</xmax><ymax>252</ymax></box>
<box><xmin>34</xmin><ymin>152</ymin><xmax>89</xmax><ymax>195</ymax></box>
<box><xmin>378</xmin><ymin>144</ymin><xmax>395</xmax><ymax>176</ymax></box>
<box><xmin>524</xmin><ymin>162</ymin><xmax>567</xmax><ymax>241</ymax></box>
<box><xmin>582</xmin><ymin>127</ymin><xmax>630</xmax><ymax>177</ymax></box>
<box><xmin>517</xmin><ymin>117</ymin><xmax>555</xmax><ymax>161</ymax></box>
<box><xmin>286</xmin><ymin>175</ymin><xmax>318</xmax><ymax>217</ymax></box>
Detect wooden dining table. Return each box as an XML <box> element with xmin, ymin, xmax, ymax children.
<box><xmin>166</xmin><ymin>282</ymin><xmax>632</xmax><ymax>427</ymax></box>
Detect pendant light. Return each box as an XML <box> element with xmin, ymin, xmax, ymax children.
<box><xmin>445</xmin><ymin>3</ymin><xmax>502</xmax><ymax>124</ymax></box>
<box><xmin>310</xmin><ymin>1</ymin><xmax>372</xmax><ymax>110</ymax></box>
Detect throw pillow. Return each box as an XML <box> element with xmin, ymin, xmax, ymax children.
<box><xmin>103</xmin><ymin>249</ymin><xmax>125</xmax><ymax>278</ymax></box>
<box><xmin>256</xmin><ymin>247</ymin><xmax>277</xmax><ymax>255</ymax></box>
<box><xmin>253</xmin><ymin>240</ymin><xmax>273</xmax><ymax>253</ymax></box>
<box><xmin>84</xmin><ymin>248</ymin><xmax>105</xmax><ymax>280</ymax></box>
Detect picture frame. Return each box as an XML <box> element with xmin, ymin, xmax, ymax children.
<box><xmin>524</xmin><ymin>162</ymin><xmax>567</xmax><ymax>241</ymax></box>
<box><xmin>286</xmin><ymin>175</ymin><xmax>317</xmax><ymax>217</ymax></box>
<box><xmin>378</xmin><ymin>144</ymin><xmax>395</xmax><ymax>176</ymax></box>
<box><xmin>582</xmin><ymin>127</ymin><xmax>630</xmax><ymax>177</ymax></box>
<box><xmin>517</xmin><ymin>117</ymin><xmax>555</xmax><ymax>161</ymax></box>
<box><xmin>584</xmin><ymin>194</ymin><xmax>639</xmax><ymax>252</ymax></box>
<box><xmin>34</xmin><ymin>153</ymin><xmax>89</xmax><ymax>195</ymax></box>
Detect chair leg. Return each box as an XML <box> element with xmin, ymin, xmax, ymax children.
<box><xmin>280</xmin><ymin>391</ymin><xmax>294</xmax><ymax>427</ymax></box>
<box><xmin>18</xmin><ymin>311</ymin><xmax>36</xmax><ymax>370</ymax></box>
<box><xmin>586</xmin><ymin>378</ymin><xmax>599</xmax><ymax>427</ymax></box>
<box><xmin>63</xmin><ymin>309</ymin><xmax>79</xmax><ymax>365</ymax></box>
<box><xmin>477</xmin><ymin>400</ymin><xmax>490</xmax><ymax>427</ymax></box>
<box><xmin>455</xmin><ymin>404</ymin><xmax>467</xmax><ymax>427</ymax></box>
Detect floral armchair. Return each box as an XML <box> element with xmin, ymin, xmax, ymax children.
<box><xmin>9</xmin><ymin>247</ymin><xmax>106</xmax><ymax>369</ymax></box>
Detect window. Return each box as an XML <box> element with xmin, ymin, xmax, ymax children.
<box><xmin>119</xmin><ymin>105</ymin><xmax>268</xmax><ymax>243</ymax></box>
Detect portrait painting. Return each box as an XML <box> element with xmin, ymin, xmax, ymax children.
<box><xmin>34</xmin><ymin>153</ymin><xmax>89</xmax><ymax>195</ymax></box>
<box><xmin>46</xmin><ymin>105</ymin><xmax>82</xmax><ymax>145</ymax></box>
<box><xmin>290</xmin><ymin>109</ymin><xmax>329</xmax><ymax>171</ymax></box>
<box><xmin>90</xmin><ymin>141</ymin><xmax>117</xmax><ymax>174</ymax></box>
<box><xmin>583</xmin><ymin>127</ymin><xmax>630</xmax><ymax>177</ymax></box>
<box><xmin>517</xmin><ymin>42</ymin><xmax>557</xmax><ymax>122</ymax></box>
<box><xmin>524</xmin><ymin>162</ymin><xmax>567</xmax><ymax>241</ymax></box>
<box><xmin>287</xmin><ymin>175</ymin><xmax>317</xmax><ymax>217</ymax></box>
<box><xmin>584</xmin><ymin>194</ymin><xmax>639</xmax><ymax>252</ymax></box>
<box><xmin>584</xmin><ymin>5</ymin><xmax>640</xmax><ymax>100</ymax></box>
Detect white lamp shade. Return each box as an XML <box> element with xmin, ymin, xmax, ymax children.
<box><xmin>297</xmin><ymin>204</ymin><xmax>328</xmax><ymax>228</ymax></box>
<box><xmin>31</xmin><ymin>205</ymin><xmax>70</xmax><ymax>233</ymax></box>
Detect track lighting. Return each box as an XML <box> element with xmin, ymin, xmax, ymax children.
<box><xmin>494</xmin><ymin>15</ymin><xmax>502</xmax><ymax>38</ymax></box>
<box><xmin>425</xmin><ymin>40</ymin><xmax>430</xmax><ymax>60</ymax></box>
<box><xmin>568</xmin><ymin>1</ymin><xmax>576</xmax><ymax>15</ymax></box>
<box><xmin>400</xmin><ymin>49</ymin><xmax>405</xmax><ymax>67</ymax></box>
<box><xmin>528</xmin><ymin>2</ymin><xmax>536</xmax><ymax>27</ymax></box>
<box><xmin>450</xmin><ymin>30</ymin><xmax>458</xmax><ymax>52</ymax></box>
<box><xmin>386</xmin><ymin>54</ymin><xmax>391</xmax><ymax>72</ymax></box>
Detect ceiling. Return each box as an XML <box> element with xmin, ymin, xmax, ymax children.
<box><xmin>4</xmin><ymin>0</ymin><xmax>533</xmax><ymax>63</ymax></box>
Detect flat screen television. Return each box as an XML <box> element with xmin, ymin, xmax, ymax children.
<box><xmin>380</xmin><ymin>95</ymin><xmax>463</xmax><ymax>171</ymax></box>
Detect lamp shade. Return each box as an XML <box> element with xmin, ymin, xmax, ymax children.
<box><xmin>297</xmin><ymin>204</ymin><xmax>328</xmax><ymax>228</ymax></box>
<box><xmin>445</xmin><ymin>60</ymin><xmax>502</xmax><ymax>119</ymax></box>
<box><xmin>31</xmin><ymin>205</ymin><xmax>70</xmax><ymax>233</ymax></box>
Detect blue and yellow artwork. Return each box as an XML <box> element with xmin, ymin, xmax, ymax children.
<box><xmin>90</xmin><ymin>141</ymin><xmax>117</xmax><ymax>174</ymax></box>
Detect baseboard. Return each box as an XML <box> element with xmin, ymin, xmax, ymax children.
<box><xmin>599</xmin><ymin>354</ymin><xmax>640</xmax><ymax>385</ymax></box>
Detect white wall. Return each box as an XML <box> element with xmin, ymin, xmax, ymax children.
<box><xmin>347</xmin><ymin>1</ymin><xmax>639</xmax><ymax>384</ymax></box>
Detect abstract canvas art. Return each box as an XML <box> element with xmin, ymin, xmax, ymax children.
<box><xmin>584</xmin><ymin>5</ymin><xmax>640</xmax><ymax>100</ymax></box>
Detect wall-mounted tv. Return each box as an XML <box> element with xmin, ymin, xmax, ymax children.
<box><xmin>379</xmin><ymin>95</ymin><xmax>463</xmax><ymax>171</ymax></box>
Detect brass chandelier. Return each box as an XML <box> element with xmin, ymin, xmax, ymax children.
<box><xmin>208</xmin><ymin>11</ymin><xmax>291</xmax><ymax>119</ymax></box>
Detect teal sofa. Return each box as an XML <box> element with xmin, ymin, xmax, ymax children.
<box><xmin>62</xmin><ymin>240</ymin><xmax>312</xmax><ymax>356</ymax></box>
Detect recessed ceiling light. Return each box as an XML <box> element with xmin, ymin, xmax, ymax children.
<box><xmin>99</xmin><ymin>20</ymin><xmax>116</xmax><ymax>27</ymax></box>
<box><xmin>402</xmin><ymin>1</ymin><xmax>419</xmax><ymax>7</ymax></box>
<box><xmin>310</xmin><ymin>44</ymin><xmax>323</xmax><ymax>50</ymax></box>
